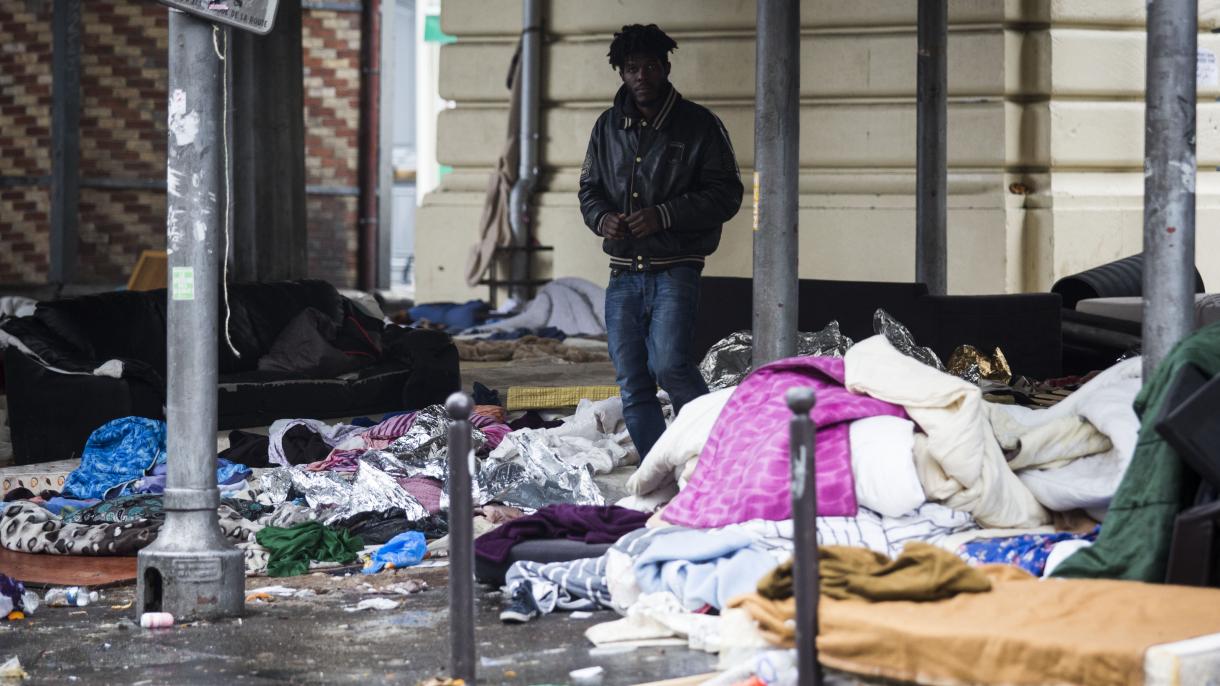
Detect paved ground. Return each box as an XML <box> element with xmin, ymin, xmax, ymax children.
<box><xmin>1</xmin><ymin>566</ymin><xmax>721</xmax><ymax>686</ymax></box>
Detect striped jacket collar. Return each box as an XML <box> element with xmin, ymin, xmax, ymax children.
<box><xmin>613</xmin><ymin>84</ymin><xmax>682</xmax><ymax>131</ymax></box>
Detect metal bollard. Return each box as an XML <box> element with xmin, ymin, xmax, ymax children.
<box><xmin>446</xmin><ymin>392</ymin><xmax>477</xmax><ymax>684</ymax></box>
<box><xmin>787</xmin><ymin>387</ymin><xmax>821</xmax><ymax>686</ymax></box>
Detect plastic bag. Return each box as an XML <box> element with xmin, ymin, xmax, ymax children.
<box><xmin>362</xmin><ymin>530</ymin><xmax>427</xmax><ymax>575</ymax></box>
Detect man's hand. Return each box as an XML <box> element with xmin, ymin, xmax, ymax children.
<box><xmin>626</xmin><ymin>207</ymin><xmax>663</xmax><ymax>238</ymax></box>
<box><xmin>601</xmin><ymin>213</ymin><xmax>629</xmax><ymax>240</ymax></box>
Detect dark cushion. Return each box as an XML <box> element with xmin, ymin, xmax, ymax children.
<box><xmin>33</xmin><ymin>289</ymin><xmax>169</xmax><ymax>373</ymax></box>
<box><xmin>217</xmin><ymin>361</ymin><xmax>412</xmax><ymax>430</ymax></box>
<box><xmin>474</xmin><ymin>538</ymin><xmax>614</xmax><ymax>587</ymax></box>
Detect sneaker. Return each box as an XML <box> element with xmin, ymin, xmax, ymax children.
<box><xmin>499</xmin><ymin>580</ymin><xmax>541</xmax><ymax>624</ymax></box>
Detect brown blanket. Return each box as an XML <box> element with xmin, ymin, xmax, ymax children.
<box><xmin>730</xmin><ymin>565</ymin><xmax>1220</xmax><ymax>686</ymax></box>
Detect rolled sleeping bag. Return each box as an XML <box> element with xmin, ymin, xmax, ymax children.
<box><xmin>1052</xmin><ymin>253</ymin><xmax>1205</xmax><ymax>310</ymax></box>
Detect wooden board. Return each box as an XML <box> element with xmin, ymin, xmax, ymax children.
<box><xmin>126</xmin><ymin>249</ymin><xmax>167</xmax><ymax>292</ymax></box>
<box><xmin>0</xmin><ymin>548</ymin><xmax>137</xmax><ymax>588</ymax></box>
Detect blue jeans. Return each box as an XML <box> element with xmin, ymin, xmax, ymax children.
<box><xmin>605</xmin><ymin>266</ymin><xmax>710</xmax><ymax>460</ymax></box>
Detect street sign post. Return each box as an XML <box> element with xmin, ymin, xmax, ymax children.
<box><xmin>156</xmin><ymin>0</ymin><xmax>280</xmax><ymax>35</ymax></box>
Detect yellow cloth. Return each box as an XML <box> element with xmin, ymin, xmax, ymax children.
<box><xmin>758</xmin><ymin>543</ymin><xmax>991</xmax><ymax>603</ymax></box>
<box><xmin>505</xmin><ymin>385</ymin><xmax>620</xmax><ymax>411</ymax></box>
<box><xmin>731</xmin><ymin>565</ymin><xmax>1220</xmax><ymax>686</ymax></box>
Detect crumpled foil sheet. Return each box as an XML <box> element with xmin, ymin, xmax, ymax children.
<box><xmin>474</xmin><ymin>430</ymin><xmax>605</xmax><ymax>510</ymax></box>
<box><xmin>947</xmin><ymin>344</ymin><xmax>1012</xmax><ymax>385</ymax></box>
<box><xmin>380</xmin><ymin>404</ymin><xmax>487</xmax><ymax>470</ymax></box>
<box><xmin>698</xmin><ymin>322</ymin><xmax>854</xmax><ymax>390</ymax></box>
<box><xmin>259</xmin><ymin>459</ymin><xmax>429</xmax><ymax>526</ymax></box>
<box><xmin>874</xmin><ymin>309</ymin><xmax>944</xmax><ymax>370</ymax></box>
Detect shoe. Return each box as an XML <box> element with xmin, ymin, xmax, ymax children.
<box><xmin>499</xmin><ymin>580</ymin><xmax>541</xmax><ymax>624</ymax></box>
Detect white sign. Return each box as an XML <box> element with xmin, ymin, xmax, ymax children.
<box><xmin>157</xmin><ymin>0</ymin><xmax>280</xmax><ymax>35</ymax></box>
<box><xmin>1198</xmin><ymin>48</ymin><xmax>1218</xmax><ymax>88</ymax></box>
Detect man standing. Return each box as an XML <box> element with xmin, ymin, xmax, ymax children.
<box><xmin>579</xmin><ymin>24</ymin><xmax>743</xmax><ymax>460</ymax></box>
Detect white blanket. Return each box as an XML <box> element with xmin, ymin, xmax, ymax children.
<box><xmin>986</xmin><ymin>357</ymin><xmax>1141</xmax><ymax>513</ymax></box>
<box><xmin>626</xmin><ymin>387</ymin><xmax>734</xmax><ymax>498</ymax></box>
<box><xmin>849</xmin><ymin>416</ymin><xmax>926</xmax><ymax>518</ymax></box>
<box><xmin>469</xmin><ymin>277</ymin><xmax>606</xmax><ymax>336</ymax></box>
<box><xmin>844</xmin><ymin>335</ymin><xmax>1050</xmax><ymax>528</ymax></box>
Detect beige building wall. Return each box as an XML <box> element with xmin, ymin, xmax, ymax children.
<box><xmin>416</xmin><ymin>0</ymin><xmax>1220</xmax><ymax>303</ymax></box>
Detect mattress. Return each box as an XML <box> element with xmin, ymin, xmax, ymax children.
<box><xmin>1076</xmin><ymin>293</ymin><xmax>1220</xmax><ymax>327</ymax></box>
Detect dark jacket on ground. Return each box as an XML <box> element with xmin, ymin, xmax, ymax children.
<box><xmin>578</xmin><ymin>84</ymin><xmax>744</xmax><ymax>272</ymax></box>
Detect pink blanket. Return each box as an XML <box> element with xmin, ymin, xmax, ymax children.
<box><xmin>662</xmin><ymin>356</ymin><xmax>904</xmax><ymax>527</ymax></box>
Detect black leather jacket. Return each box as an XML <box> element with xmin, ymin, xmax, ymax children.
<box><xmin>578</xmin><ymin>85</ymin><xmax>743</xmax><ymax>272</ymax></box>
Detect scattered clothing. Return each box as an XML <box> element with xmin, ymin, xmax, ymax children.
<box><xmin>1055</xmin><ymin>321</ymin><xmax>1220</xmax><ymax>582</ymax></box>
<box><xmin>664</xmin><ymin>356</ymin><xmax>905</xmax><ymax>528</ymax></box>
<box><xmin>489</xmin><ymin>396</ymin><xmax>639</xmax><ymax>477</ymax></box>
<box><xmin>220</xmin><ymin>430</ymin><xmax>273</xmax><ymax>468</ymax></box>
<box><xmin>129</xmin><ymin>459</ymin><xmax>251</xmax><ymax>495</ymax></box>
<box><xmin>62</xmin><ymin>417</ymin><xmax>167</xmax><ymax>500</ymax></box>
<box><xmin>63</xmin><ymin>493</ymin><xmax>266</xmax><ymax>525</ymax></box>
<box><xmin>254</xmin><ymin>521</ymin><xmax>364</xmax><ymax>577</ymax></box>
<box><xmin>475</xmin><ymin>504</ymin><xmax>649</xmax><ymax>564</ymax></box>
<box><xmin>267</xmin><ymin>418</ymin><xmax>365</xmax><ymax>468</ymax></box>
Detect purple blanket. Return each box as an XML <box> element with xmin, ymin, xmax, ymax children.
<box><xmin>662</xmin><ymin>356</ymin><xmax>904</xmax><ymax>528</ymax></box>
<box><xmin>474</xmin><ymin>504</ymin><xmax>650</xmax><ymax>564</ymax></box>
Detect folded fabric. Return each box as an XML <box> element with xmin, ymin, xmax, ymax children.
<box><xmin>628</xmin><ymin>387</ymin><xmax>734</xmax><ymax>499</ymax></box>
<box><xmin>844</xmin><ymin>336</ymin><xmax>1049</xmax><ymax>528</ymax></box>
<box><xmin>848</xmin><ymin>415</ymin><xmax>925</xmax><ymax>518</ymax></box>
<box><xmin>958</xmin><ymin>526</ymin><xmax>1100</xmax><ymax>578</ymax></box>
<box><xmin>254</xmin><ymin>521</ymin><xmax>364</xmax><ymax>577</ymax></box>
<box><xmin>1054</xmin><ymin>322</ymin><xmax>1220</xmax><ymax>582</ymax></box>
<box><xmin>664</xmin><ymin>356</ymin><xmax>905</xmax><ymax>528</ymax></box>
<box><xmin>758</xmin><ymin>542</ymin><xmax>991</xmax><ymax>603</ymax></box>
<box><xmin>62</xmin><ymin>417</ymin><xmax>167</xmax><ymax>499</ymax></box>
<box><xmin>475</xmin><ymin>504</ymin><xmax>649</xmax><ymax>564</ymax></box>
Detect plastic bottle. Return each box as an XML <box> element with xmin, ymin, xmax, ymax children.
<box><xmin>43</xmin><ymin>587</ymin><xmax>98</xmax><ymax>608</ymax></box>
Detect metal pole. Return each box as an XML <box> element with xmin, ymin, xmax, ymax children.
<box><xmin>137</xmin><ymin>9</ymin><xmax>244</xmax><ymax>622</ymax></box>
<box><xmin>915</xmin><ymin>0</ymin><xmax>948</xmax><ymax>296</ymax></box>
<box><xmin>446</xmin><ymin>392</ymin><xmax>477</xmax><ymax>684</ymax></box>
<box><xmin>357</xmin><ymin>0</ymin><xmax>383</xmax><ymax>291</ymax></box>
<box><xmin>49</xmin><ymin>0</ymin><xmax>81</xmax><ymax>287</ymax></box>
<box><xmin>508</xmin><ymin>0</ymin><xmax>541</xmax><ymax>303</ymax></box>
<box><xmin>752</xmin><ymin>0</ymin><xmax>800</xmax><ymax>368</ymax></box>
<box><xmin>1142</xmin><ymin>0</ymin><xmax>1198</xmax><ymax>378</ymax></box>
<box><xmin>787</xmin><ymin>387</ymin><xmax>821</xmax><ymax>686</ymax></box>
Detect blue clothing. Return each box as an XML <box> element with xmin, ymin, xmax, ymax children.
<box><xmin>605</xmin><ymin>266</ymin><xmax>709</xmax><ymax>459</ymax></box>
<box><xmin>129</xmin><ymin>459</ymin><xmax>252</xmax><ymax>495</ymax></box>
<box><xmin>408</xmin><ymin>300</ymin><xmax>489</xmax><ymax>331</ymax></box>
<box><xmin>959</xmin><ymin>526</ymin><xmax>1101</xmax><ymax>577</ymax></box>
<box><xmin>62</xmin><ymin>417</ymin><xmax>167</xmax><ymax>500</ymax></box>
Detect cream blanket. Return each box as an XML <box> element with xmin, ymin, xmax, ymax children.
<box><xmin>844</xmin><ymin>336</ymin><xmax>1049</xmax><ymax>528</ymax></box>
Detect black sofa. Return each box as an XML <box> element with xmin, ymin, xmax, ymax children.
<box><xmin>1</xmin><ymin>280</ymin><xmax>460</xmax><ymax>465</ymax></box>
<box><xmin>693</xmin><ymin>277</ymin><xmax>1063</xmax><ymax>380</ymax></box>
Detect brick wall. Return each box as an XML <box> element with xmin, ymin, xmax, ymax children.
<box><xmin>0</xmin><ymin>1</ymin><xmax>364</xmax><ymax>288</ymax></box>
<box><xmin>302</xmin><ymin>8</ymin><xmax>363</xmax><ymax>288</ymax></box>
<box><xmin>0</xmin><ymin>1</ymin><xmax>53</xmax><ymax>284</ymax></box>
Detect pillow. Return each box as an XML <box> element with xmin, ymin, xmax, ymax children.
<box><xmin>849</xmin><ymin>415</ymin><xmax>926</xmax><ymax>518</ymax></box>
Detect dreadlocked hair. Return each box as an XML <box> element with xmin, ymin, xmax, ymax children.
<box><xmin>607</xmin><ymin>24</ymin><xmax>678</xmax><ymax>70</ymax></box>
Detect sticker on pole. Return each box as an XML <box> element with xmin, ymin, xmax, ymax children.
<box><xmin>156</xmin><ymin>0</ymin><xmax>281</xmax><ymax>35</ymax></box>
<box><xmin>752</xmin><ymin>171</ymin><xmax>761</xmax><ymax>232</ymax></box>
<box><xmin>172</xmin><ymin>267</ymin><xmax>195</xmax><ymax>301</ymax></box>
<box><xmin>1199</xmin><ymin>48</ymin><xmax>1218</xmax><ymax>88</ymax></box>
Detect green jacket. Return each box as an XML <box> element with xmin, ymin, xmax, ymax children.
<box><xmin>1053</xmin><ymin>321</ymin><xmax>1220</xmax><ymax>582</ymax></box>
